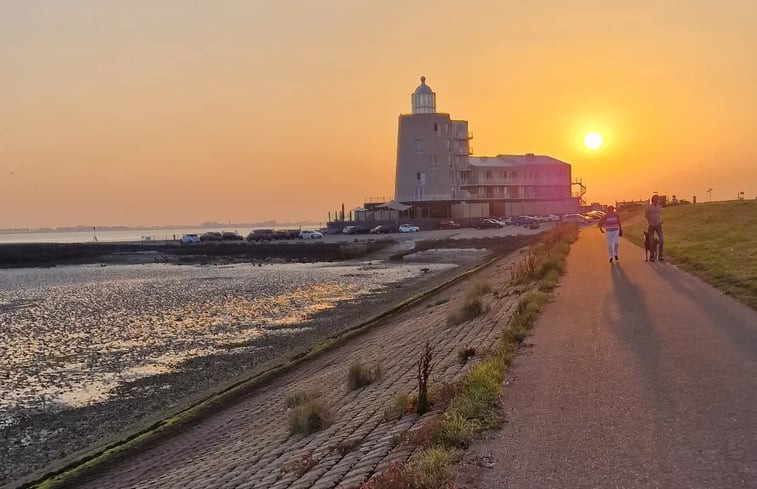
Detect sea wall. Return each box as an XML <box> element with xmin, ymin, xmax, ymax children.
<box><xmin>0</xmin><ymin>240</ymin><xmax>391</xmax><ymax>268</ymax></box>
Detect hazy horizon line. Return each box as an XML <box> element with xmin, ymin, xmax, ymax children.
<box><xmin>0</xmin><ymin>220</ymin><xmax>326</xmax><ymax>234</ymax></box>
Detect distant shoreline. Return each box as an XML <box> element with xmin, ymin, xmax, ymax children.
<box><xmin>0</xmin><ymin>240</ymin><xmax>389</xmax><ymax>268</ymax></box>
<box><xmin>0</xmin><ymin>222</ymin><xmax>323</xmax><ymax>234</ymax></box>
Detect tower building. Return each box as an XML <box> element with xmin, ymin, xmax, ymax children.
<box><xmin>395</xmin><ymin>77</ymin><xmax>470</xmax><ymax>207</ymax></box>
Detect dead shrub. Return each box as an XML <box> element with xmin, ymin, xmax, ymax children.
<box><xmin>446</xmin><ymin>297</ymin><xmax>487</xmax><ymax>326</ymax></box>
<box><xmin>288</xmin><ymin>398</ymin><xmax>333</xmax><ymax>435</ymax></box>
<box><xmin>285</xmin><ymin>388</ymin><xmax>322</xmax><ymax>408</ymax></box>
<box><xmin>457</xmin><ymin>347</ymin><xmax>476</xmax><ymax>364</ymax></box>
<box><xmin>348</xmin><ymin>361</ymin><xmax>382</xmax><ymax>390</ymax></box>
<box><xmin>383</xmin><ymin>390</ymin><xmax>412</xmax><ymax>421</ymax></box>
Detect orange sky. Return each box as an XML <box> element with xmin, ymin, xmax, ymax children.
<box><xmin>1</xmin><ymin>0</ymin><xmax>755</xmax><ymax>228</ymax></box>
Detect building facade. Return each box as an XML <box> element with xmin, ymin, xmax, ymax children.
<box><xmin>394</xmin><ymin>77</ymin><xmax>470</xmax><ymax>203</ymax></box>
<box><xmin>392</xmin><ymin>77</ymin><xmax>580</xmax><ymax>217</ymax></box>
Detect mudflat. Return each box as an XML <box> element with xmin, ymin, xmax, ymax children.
<box><xmin>3</xmin><ymin>235</ymin><xmax>537</xmax><ymax>487</ymax></box>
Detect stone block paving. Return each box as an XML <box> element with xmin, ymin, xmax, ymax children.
<box><xmin>76</xmin><ymin>256</ymin><xmax>521</xmax><ymax>489</ymax></box>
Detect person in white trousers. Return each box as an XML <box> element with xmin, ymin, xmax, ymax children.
<box><xmin>598</xmin><ymin>206</ymin><xmax>623</xmax><ymax>263</ymax></box>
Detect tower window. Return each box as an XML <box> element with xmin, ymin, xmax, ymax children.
<box><xmin>429</xmin><ymin>154</ymin><xmax>438</xmax><ymax>167</ymax></box>
<box><xmin>433</xmin><ymin>123</ymin><xmax>438</xmax><ymax>132</ymax></box>
<box><xmin>414</xmin><ymin>139</ymin><xmax>423</xmax><ymax>153</ymax></box>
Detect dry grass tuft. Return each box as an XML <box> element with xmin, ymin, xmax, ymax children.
<box><xmin>288</xmin><ymin>398</ymin><xmax>333</xmax><ymax>435</ymax></box>
<box><xmin>347</xmin><ymin>361</ymin><xmax>382</xmax><ymax>390</ymax></box>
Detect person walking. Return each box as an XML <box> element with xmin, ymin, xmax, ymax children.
<box><xmin>644</xmin><ymin>195</ymin><xmax>664</xmax><ymax>261</ymax></box>
<box><xmin>598</xmin><ymin>206</ymin><xmax>623</xmax><ymax>263</ymax></box>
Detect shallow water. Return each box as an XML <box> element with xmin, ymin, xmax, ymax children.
<box><xmin>0</xmin><ymin>260</ymin><xmax>455</xmax><ymax>423</ymax></box>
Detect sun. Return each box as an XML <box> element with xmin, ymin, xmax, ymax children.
<box><xmin>584</xmin><ymin>131</ymin><xmax>603</xmax><ymax>150</ymax></box>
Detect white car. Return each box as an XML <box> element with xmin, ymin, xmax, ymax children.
<box><xmin>536</xmin><ymin>214</ymin><xmax>560</xmax><ymax>223</ymax></box>
<box><xmin>180</xmin><ymin>233</ymin><xmax>201</xmax><ymax>245</ymax></box>
<box><xmin>299</xmin><ymin>230</ymin><xmax>323</xmax><ymax>239</ymax></box>
<box><xmin>398</xmin><ymin>224</ymin><xmax>420</xmax><ymax>233</ymax></box>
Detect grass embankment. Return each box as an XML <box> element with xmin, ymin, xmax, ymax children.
<box><xmin>364</xmin><ymin>224</ymin><xmax>578</xmax><ymax>489</ymax></box>
<box><xmin>623</xmin><ymin>200</ymin><xmax>757</xmax><ymax>309</ymax></box>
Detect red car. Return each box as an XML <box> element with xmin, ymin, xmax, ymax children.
<box><xmin>438</xmin><ymin>220</ymin><xmax>462</xmax><ymax>230</ymax></box>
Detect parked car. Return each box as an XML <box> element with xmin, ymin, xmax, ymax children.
<box><xmin>369</xmin><ymin>225</ymin><xmax>395</xmax><ymax>234</ymax></box>
<box><xmin>562</xmin><ymin>214</ymin><xmax>592</xmax><ymax>224</ymax></box>
<box><xmin>247</xmin><ymin>229</ymin><xmax>273</xmax><ymax>241</ymax></box>
<box><xmin>586</xmin><ymin>210</ymin><xmax>606</xmax><ymax>219</ymax></box>
<box><xmin>299</xmin><ymin>230</ymin><xmax>323</xmax><ymax>239</ymax></box>
<box><xmin>285</xmin><ymin>229</ymin><xmax>301</xmax><ymax>239</ymax></box>
<box><xmin>272</xmin><ymin>230</ymin><xmax>290</xmax><ymax>240</ymax></box>
<box><xmin>398</xmin><ymin>224</ymin><xmax>420</xmax><ymax>233</ymax></box>
<box><xmin>511</xmin><ymin>216</ymin><xmax>537</xmax><ymax>226</ymax></box>
<box><xmin>476</xmin><ymin>218</ymin><xmax>503</xmax><ymax>229</ymax></box>
<box><xmin>222</xmin><ymin>231</ymin><xmax>243</xmax><ymax>241</ymax></box>
<box><xmin>342</xmin><ymin>225</ymin><xmax>369</xmax><ymax>235</ymax></box>
<box><xmin>535</xmin><ymin>214</ymin><xmax>560</xmax><ymax>223</ymax></box>
<box><xmin>200</xmin><ymin>231</ymin><xmax>223</xmax><ymax>242</ymax></box>
<box><xmin>437</xmin><ymin>220</ymin><xmax>461</xmax><ymax>230</ymax></box>
<box><xmin>180</xmin><ymin>233</ymin><xmax>201</xmax><ymax>245</ymax></box>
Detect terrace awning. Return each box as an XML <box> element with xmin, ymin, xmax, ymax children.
<box><xmin>371</xmin><ymin>201</ymin><xmax>412</xmax><ymax>211</ymax></box>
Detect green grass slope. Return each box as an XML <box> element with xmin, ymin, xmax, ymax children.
<box><xmin>623</xmin><ymin>200</ymin><xmax>757</xmax><ymax>309</ymax></box>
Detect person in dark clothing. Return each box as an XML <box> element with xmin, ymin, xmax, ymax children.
<box><xmin>644</xmin><ymin>195</ymin><xmax>664</xmax><ymax>261</ymax></box>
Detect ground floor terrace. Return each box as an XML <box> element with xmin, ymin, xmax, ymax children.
<box><xmin>359</xmin><ymin>198</ymin><xmax>580</xmax><ymax>221</ymax></box>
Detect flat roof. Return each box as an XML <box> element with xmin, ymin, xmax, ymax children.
<box><xmin>469</xmin><ymin>154</ymin><xmax>569</xmax><ymax>167</ymax></box>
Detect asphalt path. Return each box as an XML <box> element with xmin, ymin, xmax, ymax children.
<box><xmin>461</xmin><ymin>228</ymin><xmax>757</xmax><ymax>489</ymax></box>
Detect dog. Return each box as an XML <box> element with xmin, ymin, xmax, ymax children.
<box><xmin>644</xmin><ymin>230</ymin><xmax>659</xmax><ymax>262</ymax></box>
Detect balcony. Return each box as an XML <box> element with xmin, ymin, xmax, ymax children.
<box><xmin>364</xmin><ymin>196</ymin><xmax>394</xmax><ymax>204</ymax></box>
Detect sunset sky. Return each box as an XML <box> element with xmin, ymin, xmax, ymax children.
<box><xmin>1</xmin><ymin>0</ymin><xmax>755</xmax><ymax>228</ymax></box>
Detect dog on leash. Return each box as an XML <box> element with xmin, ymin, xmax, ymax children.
<box><xmin>644</xmin><ymin>231</ymin><xmax>659</xmax><ymax>262</ymax></box>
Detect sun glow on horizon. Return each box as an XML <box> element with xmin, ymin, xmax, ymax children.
<box><xmin>584</xmin><ymin>131</ymin><xmax>604</xmax><ymax>150</ymax></box>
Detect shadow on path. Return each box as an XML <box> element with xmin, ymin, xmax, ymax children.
<box><xmin>606</xmin><ymin>263</ymin><xmax>678</xmax><ymax>412</ymax></box>
<box><xmin>649</xmin><ymin>262</ymin><xmax>757</xmax><ymax>363</ymax></box>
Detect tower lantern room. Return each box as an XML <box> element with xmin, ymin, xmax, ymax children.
<box><xmin>411</xmin><ymin>76</ymin><xmax>436</xmax><ymax>114</ymax></box>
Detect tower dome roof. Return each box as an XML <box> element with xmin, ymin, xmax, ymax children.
<box><xmin>414</xmin><ymin>76</ymin><xmax>433</xmax><ymax>94</ymax></box>
<box><xmin>411</xmin><ymin>76</ymin><xmax>436</xmax><ymax>114</ymax></box>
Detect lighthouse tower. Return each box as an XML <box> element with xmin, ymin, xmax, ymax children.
<box><xmin>395</xmin><ymin>77</ymin><xmax>470</xmax><ymax>204</ymax></box>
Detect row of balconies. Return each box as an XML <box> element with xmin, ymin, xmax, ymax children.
<box><xmin>463</xmin><ymin>186</ymin><xmax>571</xmax><ymax>199</ymax></box>
<box><xmin>466</xmin><ymin>177</ymin><xmax>567</xmax><ymax>185</ymax></box>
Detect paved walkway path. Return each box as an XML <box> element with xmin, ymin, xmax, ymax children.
<box><xmin>460</xmin><ymin>228</ymin><xmax>757</xmax><ymax>488</ymax></box>
<box><xmin>69</xmin><ymin>254</ymin><xmax>522</xmax><ymax>489</ymax></box>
